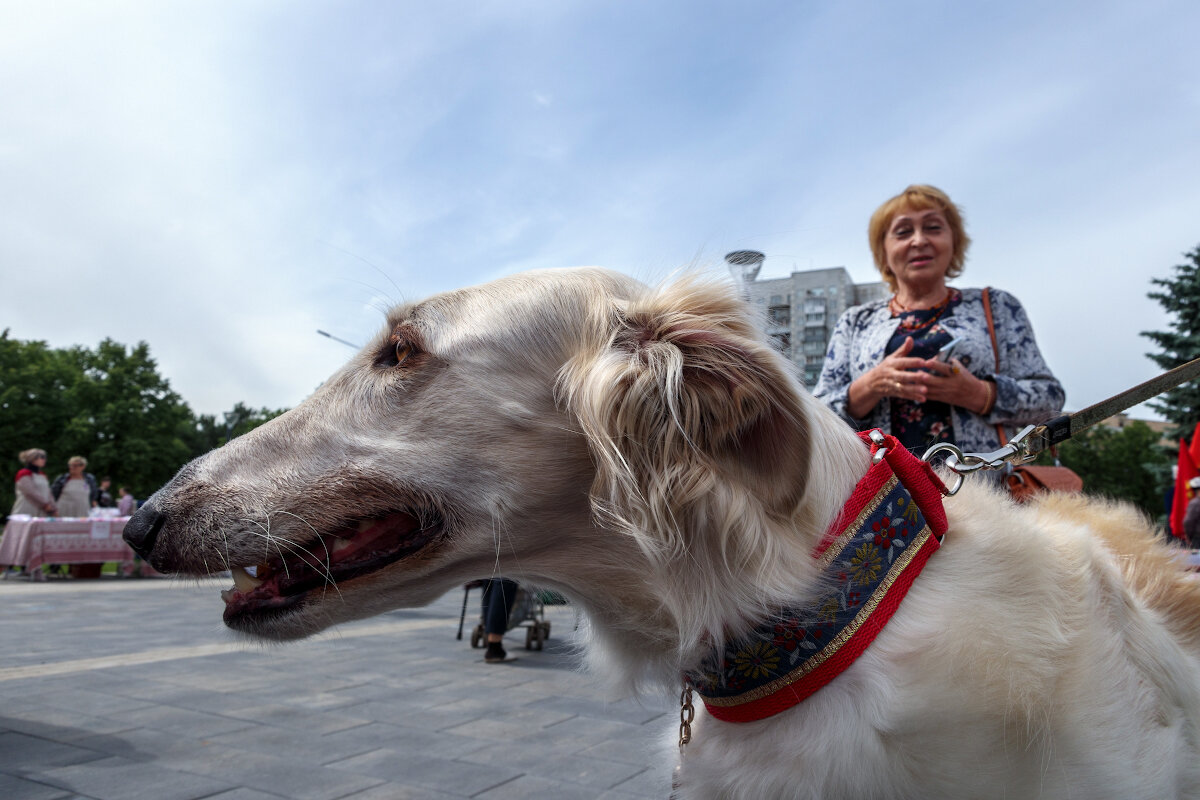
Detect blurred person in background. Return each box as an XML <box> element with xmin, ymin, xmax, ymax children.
<box><xmin>9</xmin><ymin>448</ymin><xmax>56</xmax><ymax>517</ymax></box>
<box><xmin>116</xmin><ymin>486</ymin><xmax>137</xmax><ymax>516</ymax></box>
<box><xmin>51</xmin><ymin>456</ymin><xmax>99</xmax><ymax>518</ymax></box>
<box><xmin>96</xmin><ymin>477</ymin><xmax>114</xmax><ymax>508</ymax></box>
<box><xmin>1183</xmin><ymin>477</ymin><xmax>1200</xmax><ymax>549</ymax></box>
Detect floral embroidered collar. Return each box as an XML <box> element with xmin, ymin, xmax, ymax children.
<box><xmin>692</xmin><ymin>430</ymin><xmax>949</xmax><ymax>723</ymax></box>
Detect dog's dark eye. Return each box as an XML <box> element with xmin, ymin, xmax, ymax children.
<box><xmin>376</xmin><ymin>336</ymin><xmax>420</xmax><ymax>369</ymax></box>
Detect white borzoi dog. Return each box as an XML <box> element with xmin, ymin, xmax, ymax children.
<box><xmin>125</xmin><ymin>268</ymin><xmax>1200</xmax><ymax>799</ymax></box>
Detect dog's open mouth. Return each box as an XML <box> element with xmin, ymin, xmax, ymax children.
<box><xmin>220</xmin><ymin>511</ymin><xmax>443</xmax><ymax>626</ymax></box>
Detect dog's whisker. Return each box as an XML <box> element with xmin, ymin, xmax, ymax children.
<box><xmin>235</xmin><ymin>528</ymin><xmax>339</xmax><ymax>587</ymax></box>
<box><xmin>240</xmin><ymin>518</ymin><xmax>291</xmax><ymax>579</ymax></box>
<box><xmin>270</xmin><ymin>510</ymin><xmax>336</xmax><ymax>576</ymax></box>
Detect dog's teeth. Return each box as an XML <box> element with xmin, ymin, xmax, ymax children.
<box><xmin>244</xmin><ymin>565</ymin><xmax>258</xmax><ymax>578</ymax></box>
<box><xmin>332</xmin><ymin>537</ymin><xmax>354</xmax><ymax>553</ymax></box>
<box><xmin>220</xmin><ymin>589</ymin><xmax>233</xmax><ymax>603</ymax></box>
<box><xmin>231</xmin><ymin>565</ymin><xmax>264</xmax><ymax>593</ymax></box>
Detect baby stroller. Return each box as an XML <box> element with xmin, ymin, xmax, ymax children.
<box><xmin>456</xmin><ymin>579</ymin><xmax>552</xmax><ymax>651</ymax></box>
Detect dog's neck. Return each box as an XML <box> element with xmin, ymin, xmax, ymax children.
<box><xmin>578</xmin><ymin>399</ymin><xmax>875</xmax><ymax>693</ymax></box>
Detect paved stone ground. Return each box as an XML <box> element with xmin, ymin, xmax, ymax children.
<box><xmin>0</xmin><ymin>576</ymin><xmax>676</xmax><ymax>799</ymax></box>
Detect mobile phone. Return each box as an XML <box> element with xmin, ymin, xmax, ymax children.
<box><xmin>934</xmin><ymin>336</ymin><xmax>962</xmax><ymax>363</ymax></box>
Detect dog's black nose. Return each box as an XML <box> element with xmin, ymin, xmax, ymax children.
<box><xmin>123</xmin><ymin>503</ymin><xmax>166</xmax><ymax>559</ymax></box>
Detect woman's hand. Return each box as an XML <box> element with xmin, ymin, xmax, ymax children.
<box><xmin>918</xmin><ymin>358</ymin><xmax>993</xmax><ymax>414</ymax></box>
<box><xmin>846</xmin><ymin>337</ymin><xmax>929</xmax><ymax>418</ymax></box>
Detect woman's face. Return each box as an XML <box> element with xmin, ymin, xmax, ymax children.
<box><xmin>32</xmin><ymin>455</ymin><xmax>46</xmax><ymax>469</ymax></box>
<box><xmin>884</xmin><ymin>206</ymin><xmax>954</xmax><ymax>290</ymax></box>
<box><xmin>68</xmin><ymin>461</ymin><xmax>85</xmax><ymax>476</ymax></box>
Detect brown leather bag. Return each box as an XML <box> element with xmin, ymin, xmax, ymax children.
<box><xmin>982</xmin><ymin>288</ymin><xmax>1082</xmax><ymax>503</ymax></box>
<box><xmin>1005</xmin><ymin>464</ymin><xmax>1084</xmax><ymax>501</ymax></box>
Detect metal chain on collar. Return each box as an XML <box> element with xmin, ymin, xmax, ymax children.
<box><xmin>922</xmin><ymin>423</ymin><xmax>1043</xmax><ymax>496</ymax></box>
<box><xmin>671</xmin><ymin>684</ymin><xmax>695</xmax><ymax>799</ymax></box>
<box><xmin>678</xmin><ymin>684</ymin><xmax>695</xmax><ymax>747</ymax></box>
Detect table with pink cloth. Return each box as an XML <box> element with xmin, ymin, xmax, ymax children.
<box><xmin>0</xmin><ymin>516</ymin><xmax>141</xmax><ymax>577</ymax></box>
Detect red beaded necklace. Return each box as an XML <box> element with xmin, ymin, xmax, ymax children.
<box><xmin>890</xmin><ymin>288</ymin><xmax>959</xmax><ymax>331</ymax></box>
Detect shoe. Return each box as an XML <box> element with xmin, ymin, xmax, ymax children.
<box><xmin>484</xmin><ymin>642</ymin><xmax>507</xmax><ymax>663</ymax></box>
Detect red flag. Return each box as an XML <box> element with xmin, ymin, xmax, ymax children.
<box><xmin>1189</xmin><ymin>421</ymin><xmax>1200</xmax><ymax>469</ymax></box>
<box><xmin>1171</xmin><ymin>440</ymin><xmax>1198</xmax><ymax>540</ymax></box>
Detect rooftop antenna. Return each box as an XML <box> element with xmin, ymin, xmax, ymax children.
<box><xmin>316</xmin><ymin>330</ymin><xmax>360</xmax><ymax>349</ymax></box>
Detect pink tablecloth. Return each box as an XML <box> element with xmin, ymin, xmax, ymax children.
<box><xmin>0</xmin><ymin>517</ymin><xmax>138</xmax><ymax>573</ymax></box>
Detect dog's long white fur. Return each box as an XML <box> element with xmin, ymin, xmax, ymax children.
<box><xmin>143</xmin><ymin>267</ymin><xmax>1200</xmax><ymax>799</ymax></box>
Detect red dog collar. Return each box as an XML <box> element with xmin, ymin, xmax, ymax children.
<box><xmin>693</xmin><ymin>430</ymin><xmax>949</xmax><ymax>722</ymax></box>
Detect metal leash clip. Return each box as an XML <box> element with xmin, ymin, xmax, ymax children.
<box><xmin>921</xmin><ymin>424</ymin><xmax>1045</xmax><ymax>496</ymax></box>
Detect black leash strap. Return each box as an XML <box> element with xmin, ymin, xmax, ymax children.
<box><xmin>1028</xmin><ymin>356</ymin><xmax>1200</xmax><ymax>456</ymax></box>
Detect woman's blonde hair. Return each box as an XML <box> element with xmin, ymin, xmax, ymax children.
<box><xmin>68</xmin><ymin>455</ymin><xmax>87</xmax><ymax>468</ymax></box>
<box><xmin>19</xmin><ymin>448</ymin><xmax>47</xmax><ymax>464</ymax></box>
<box><xmin>868</xmin><ymin>184</ymin><xmax>971</xmax><ymax>292</ymax></box>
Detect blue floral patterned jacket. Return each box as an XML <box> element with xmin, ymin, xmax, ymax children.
<box><xmin>812</xmin><ymin>287</ymin><xmax>1065</xmax><ymax>454</ymax></box>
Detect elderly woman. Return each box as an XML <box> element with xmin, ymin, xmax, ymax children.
<box><xmin>10</xmin><ymin>449</ymin><xmax>56</xmax><ymax>517</ymax></box>
<box><xmin>813</xmin><ymin>184</ymin><xmax>1064</xmax><ymax>457</ymax></box>
<box><xmin>51</xmin><ymin>456</ymin><xmax>99</xmax><ymax>518</ymax></box>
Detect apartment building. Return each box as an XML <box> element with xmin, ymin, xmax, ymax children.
<box><xmin>727</xmin><ymin>251</ymin><xmax>887</xmax><ymax>387</ymax></box>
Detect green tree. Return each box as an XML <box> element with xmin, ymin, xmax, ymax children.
<box><xmin>1044</xmin><ymin>421</ymin><xmax>1172</xmax><ymax>521</ymax></box>
<box><xmin>1142</xmin><ymin>244</ymin><xmax>1200</xmax><ymax>439</ymax></box>
<box><xmin>53</xmin><ymin>339</ymin><xmax>196</xmax><ymax>502</ymax></box>
<box><xmin>1</xmin><ymin>332</ymin><xmax>289</xmax><ymax>513</ymax></box>
<box><xmin>187</xmin><ymin>402</ymin><xmax>288</xmax><ymax>454</ymax></box>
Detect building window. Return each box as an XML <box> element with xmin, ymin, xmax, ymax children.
<box><xmin>767</xmin><ymin>306</ymin><xmax>790</xmax><ymax>326</ymax></box>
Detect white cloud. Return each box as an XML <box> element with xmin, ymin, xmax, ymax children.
<box><xmin>1</xmin><ymin>0</ymin><xmax>1197</xmax><ymax>425</ymax></box>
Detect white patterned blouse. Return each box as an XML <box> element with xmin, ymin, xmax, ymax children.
<box><xmin>812</xmin><ymin>286</ymin><xmax>1065</xmax><ymax>455</ymax></box>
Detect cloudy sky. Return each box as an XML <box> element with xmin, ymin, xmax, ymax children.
<box><xmin>3</xmin><ymin>1</ymin><xmax>1198</xmax><ymax>422</ymax></box>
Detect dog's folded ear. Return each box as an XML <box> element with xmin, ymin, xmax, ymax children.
<box><xmin>560</xmin><ymin>276</ymin><xmax>811</xmax><ymax>543</ymax></box>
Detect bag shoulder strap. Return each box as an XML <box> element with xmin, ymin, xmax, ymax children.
<box><xmin>981</xmin><ymin>287</ymin><xmax>1007</xmax><ymax>447</ymax></box>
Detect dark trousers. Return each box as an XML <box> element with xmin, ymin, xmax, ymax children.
<box><xmin>481</xmin><ymin>578</ymin><xmax>519</xmax><ymax>636</ymax></box>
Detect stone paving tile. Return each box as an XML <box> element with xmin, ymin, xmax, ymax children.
<box><xmin>317</xmin><ymin>721</ymin><xmax>493</xmax><ymax>762</ymax></box>
<box><xmin>518</xmin><ymin>715</ymin><xmax>668</xmax><ymax>754</ymax></box>
<box><xmin>203</xmin><ymin>723</ymin><xmax>380</xmax><ymax>765</ymax></box>
<box><xmin>525</xmin><ymin>694</ymin><xmax>673</xmax><ymax>725</ymax></box>
<box><xmin>157</xmin><ymin>744</ymin><xmax>386</xmax><ymax>800</ymax></box>
<box><xmin>20</xmin><ymin>688</ymin><xmax>156</xmax><ymax>719</ymax></box>
<box><xmin>36</xmin><ymin>756</ymin><xmax>236</xmax><ymax>800</ymax></box>
<box><xmin>217</xmin><ymin>704</ymin><xmax>371</xmax><ymax>734</ymax></box>
<box><xmin>0</xmin><ymin>711</ymin><xmax>136</xmax><ymax>744</ymax></box>
<box><xmin>473</xmin><ymin>773</ymin><xmax>614</xmax><ymax>799</ymax></box>
<box><xmin>105</xmin><ymin>703</ymin><xmax>256</xmax><ymax>739</ymax></box>
<box><xmin>67</xmin><ymin>726</ymin><xmax>216</xmax><ymax>764</ymax></box>
<box><xmin>324</xmin><ymin>748</ymin><xmax>520</xmax><ymax>797</ymax></box>
<box><xmin>333</xmin><ymin>781</ymin><xmax>464</xmax><ymax>799</ymax></box>
<box><xmin>578</xmin><ymin>732</ymin><xmax>675</xmax><ymax>767</ymax></box>
<box><xmin>441</xmin><ymin>704</ymin><xmax>578</xmax><ymax>741</ymax></box>
<box><xmin>199</xmin><ymin>789</ymin><xmax>294</xmax><ymax>800</ymax></box>
<box><xmin>607</xmin><ymin>763</ymin><xmax>675</xmax><ymax>798</ymax></box>
<box><xmin>458</xmin><ymin>742</ymin><xmax>646</xmax><ymax>790</ymax></box>
<box><xmin>0</xmin><ymin>732</ymin><xmax>109</xmax><ymax>773</ymax></box>
<box><xmin>0</xmin><ymin>772</ymin><xmax>77</xmax><ymax>800</ymax></box>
